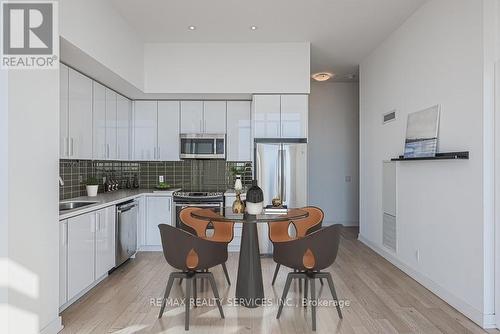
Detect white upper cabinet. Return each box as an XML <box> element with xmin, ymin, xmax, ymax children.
<box><xmin>116</xmin><ymin>95</ymin><xmax>131</xmax><ymax>160</ymax></box>
<box><xmin>60</xmin><ymin>64</ymin><xmax>69</xmax><ymax>158</ymax></box>
<box><xmin>134</xmin><ymin>101</ymin><xmax>158</xmax><ymax>160</ymax></box>
<box><xmin>180</xmin><ymin>101</ymin><xmax>203</xmax><ymax>133</ymax></box>
<box><xmin>68</xmin><ymin>68</ymin><xmax>93</xmax><ymax>159</ymax></box>
<box><xmin>105</xmin><ymin>89</ymin><xmax>118</xmax><ymax>160</ymax></box>
<box><xmin>252</xmin><ymin>95</ymin><xmax>281</xmax><ymax>138</ymax></box>
<box><xmin>92</xmin><ymin>82</ymin><xmax>106</xmax><ymax>160</ymax></box>
<box><xmin>252</xmin><ymin>94</ymin><xmax>308</xmax><ymax>139</ymax></box>
<box><xmin>158</xmin><ymin>101</ymin><xmax>180</xmax><ymax>161</ymax></box>
<box><xmin>95</xmin><ymin>207</ymin><xmax>115</xmax><ymax>279</ymax></box>
<box><xmin>227</xmin><ymin>101</ymin><xmax>251</xmax><ymax>161</ymax></box>
<box><xmin>203</xmin><ymin>101</ymin><xmax>227</xmax><ymax>133</ymax></box>
<box><xmin>280</xmin><ymin>95</ymin><xmax>308</xmax><ymax>138</ymax></box>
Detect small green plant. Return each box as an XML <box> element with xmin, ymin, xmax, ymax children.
<box><xmin>230</xmin><ymin>166</ymin><xmax>246</xmax><ymax>176</ymax></box>
<box><xmin>85</xmin><ymin>176</ymin><xmax>99</xmax><ymax>186</ymax></box>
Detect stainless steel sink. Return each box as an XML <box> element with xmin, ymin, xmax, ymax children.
<box><xmin>59</xmin><ymin>201</ymin><xmax>98</xmax><ymax>211</ymax></box>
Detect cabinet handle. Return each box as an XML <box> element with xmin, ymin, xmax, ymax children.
<box><xmin>117</xmin><ymin>145</ymin><xmax>120</xmax><ymax>159</ymax></box>
<box><xmin>106</xmin><ymin>144</ymin><xmax>110</xmax><ymax>159</ymax></box>
<box><xmin>153</xmin><ymin>147</ymin><xmax>157</xmax><ymax>160</ymax></box>
<box><xmin>168</xmin><ymin>199</ymin><xmax>171</xmax><ymax>211</ymax></box>
<box><xmin>200</xmin><ymin>120</ymin><xmax>203</xmax><ymax>132</ymax></box>
<box><xmin>97</xmin><ymin>212</ymin><xmax>101</xmax><ymax>231</ymax></box>
<box><xmin>157</xmin><ymin>146</ymin><xmax>161</xmax><ymax>159</ymax></box>
<box><xmin>70</xmin><ymin>138</ymin><xmax>74</xmax><ymax>156</ymax></box>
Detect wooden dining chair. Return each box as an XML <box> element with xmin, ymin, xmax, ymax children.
<box><xmin>275</xmin><ymin>224</ymin><xmax>343</xmax><ymax>331</ymax></box>
<box><xmin>157</xmin><ymin>224</ymin><xmax>225</xmax><ymax>331</ymax></box>
<box><xmin>269</xmin><ymin>206</ymin><xmax>324</xmax><ymax>285</ymax></box>
<box><xmin>179</xmin><ymin>207</ymin><xmax>233</xmax><ymax>285</ymax></box>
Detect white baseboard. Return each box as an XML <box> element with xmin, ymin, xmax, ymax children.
<box><xmin>40</xmin><ymin>316</ymin><xmax>62</xmax><ymax>334</ymax></box>
<box><xmin>358</xmin><ymin>235</ymin><xmax>491</xmax><ymax>328</ymax></box>
<box><xmin>138</xmin><ymin>245</ymin><xmax>162</xmax><ymax>252</ymax></box>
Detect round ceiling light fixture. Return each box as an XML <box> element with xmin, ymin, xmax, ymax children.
<box><xmin>188</xmin><ymin>25</ymin><xmax>196</xmax><ymax>30</ymax></box>
<box><xmin>250</xmin><ymin>25</ymin><xmax>258</xmax><ymax>30</ymax></box>
<box><xmin>311</xmin><ymin>72</ymin><xmax>334</xmax><ymax>82</ymax></box>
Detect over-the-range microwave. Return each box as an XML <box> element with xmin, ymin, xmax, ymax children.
<box><xmin>179</xmin><ymin>133</ymin><xmax>226</xmax><ymax>159</ymax></box>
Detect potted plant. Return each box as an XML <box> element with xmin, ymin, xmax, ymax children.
<box><xmin>85</xmin><ymin>177</ymin><xmax>99</xmax><ymax>197</ymax></box>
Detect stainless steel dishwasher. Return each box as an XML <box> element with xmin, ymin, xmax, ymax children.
<box><xmin>116</xmin><ymin>200</ymin><xmax>138</xmax><ymax>267</ymax></box>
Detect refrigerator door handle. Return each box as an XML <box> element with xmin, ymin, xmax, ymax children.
<box><xmin>282</xmin><ymin>149</ymin><xmax>287</xmax><ymax>203</ymax></box>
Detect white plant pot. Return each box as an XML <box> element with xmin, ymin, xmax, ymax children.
<box><xmin>246</xmin><ymin>201</ymin><xmax>263</xmax><ymax>215</ymax></box>
<box><xmin>86</xmin><ymin>185</ymin><xmax>98</xmax><ymax>197</ymax></box>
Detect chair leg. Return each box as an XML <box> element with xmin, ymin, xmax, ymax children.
<box><xmin>310</xmin><ymin>278</ymin><xmax>317</xmax><ymax>331</ymax></box>
<box><xmin>193</xmin><ymin>278</ymin><xmax>197</xmax><ymax>308</ymax></box>
<box><xmin>185</xmin><ymin>278</ymin><xmax>191</xmax><ymax>331</ymax></box>
<box><xmin>303</xmin><ymin>277</ymin><xmax>308</xmax><ymax>308</ymax></box>
<box><xmin>320</xmin><ymin>278</ymin><xmax>324</xmax><ymax>285</ymax></box>
<box><xmin>179</xmin><ymin>278</ymin><xmax>183</xmax><ymax>285</ymax></box>
<box><xmin>207</xmin><ymin>272</ymin><xmax>225</xmax><ymax>319</ymax></box>
<box><xmin>158</xmin><ymin>275</ymin><xmax>175</xmax><ymax>318</ymax></box>
<box><xmin>277</xmin><ymin>273</ymin><xmax>294</xmax><ymax>319</ymax></box>
<box><xmin>326</xmin><ymin>273</ymin><xmax>343</xmax><ymax>319</ymax></box>
<box><xmin>221</xmin><ymin>263</ymin><xmax>231</xmax><ymax>285</ymax></box>
<box><xmin>271</xmin><ymin>263</ymin><xmax>281</xmax><ymax>285</ymax></box>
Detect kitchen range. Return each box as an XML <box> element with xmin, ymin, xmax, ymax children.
<box><xmin>173</xmin><ymin>190</ymin><xmax>224</xmax><ymax>227</ymax></box>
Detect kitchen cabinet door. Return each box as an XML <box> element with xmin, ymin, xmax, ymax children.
<box><xmin>252</xmin><ymin>95</ymin><xmax>281</xmax><ymax>138</ymax></box>
<box><xmin>280</xmin><ymin>95</ymin><xmax>308</xmax><ymax>138</ymax></box>
<box><xmin>105</xmin><ymin>88</ymin><xmax>117</xmax><ymax>160</ymax></box>
<box><xmin>59</xmin><ymin>220</ymin><xmax>68</xmax><ymax>307</ymax></box>
<box><xmin>158</xmin><ymin>101</ymin><xmax>180</xmax><ymax>161</ymax></box>
<box><xmin>68</xmin><ymin>69</ymin><xmax>93</xmax><ymax>159</ymax></box>
<box><xmin>146</xmin><ymin>196</ymin><xmax>172</xmax><ymax>246</ymax></box>
<box><xmin>92</xmin><ymin>82</ymin><xmax>107</xmax><ymax>160</ymax></box>
<box><xmin>95</xmin><ymin>207</ymin><xmax>116</xmax><ymax>279</ymax></box>
<box><xmin>203</xmin><ymin>101</ymin><xmax>226</xmax><ymax>133</ymax></box>
<box><xmin>227</xmin><ymin>101</ymin><xmax>251</xmax><ymax>161</ymax></box>
<box><xmin>116</xmin><ymin>95</ymin><xmax>131</xmax><ymax>160</ymax></box>
<box><xmin>60</xmin><ymin>64</ymin><xmax>69</xmax><ymax>158</ymax></box>
<box><xmin>134</xmin><ymin>101</ymin><xmax>158</xmax><ymax>160</ymax></box>
<box><xmin>180</xmin><ymin>101</ymin><xmax>203</xmax><ymax>133</ymax></box>
<box><xmin>67</xmin><ymin>212</ymin><xmax>95</xmax><ymax>300</ymax></box>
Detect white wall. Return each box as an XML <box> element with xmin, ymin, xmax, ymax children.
<box><xmin>60</xmin><ymin>0</ymin><xmax>144</xmax><ymax>90</ymax></box>
<box><xmin>359</xmin><ymin>0</ymin><xmax>494</xmax><ymax>327</ymax></box>
<box><xmin>144</xmin><ymin>43</ymin><xmax>310</xmax><ymax>94</ymax></box>
<box><xmin>308</xmin><ymin>81</ymin><xmax>359</xmax><ymax>226</ymax></box>
<box><xmin>1</xmin><ymin>70</ymin><xmax>61</xmax><ymax>333</ymax></box>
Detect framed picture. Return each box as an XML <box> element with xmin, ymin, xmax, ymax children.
<box><xmin>404</xmin><ymin>105</ymin><xmax>440</xmax><ymax>158</ymax></box>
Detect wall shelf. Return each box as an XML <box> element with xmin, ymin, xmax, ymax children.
<box><xmin>391</xmin><ymin>151</ymin><xmax>469</xmax><ymax>161</ymax></box>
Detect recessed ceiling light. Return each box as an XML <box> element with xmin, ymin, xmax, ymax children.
<box><xmin>311</xmin><ymin>72</ymin><xmax>334</xmax><ymax>82</ymax></box>
<box><xmin>345</xmin><ymin>74</ymin><xmax>356</xmax><ymax>80</ymax></box>
<box><xmin>250</xmin><ymin>26</ymin><xmax>258</xmax><ymax>30</ymax></box>
<box><xmin>188</xmin><ymin>25</ymin><xmax>196</xmax><ymax>30</ymax></box>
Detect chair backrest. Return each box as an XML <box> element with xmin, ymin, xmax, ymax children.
<box><xmin>158</xmin><ymin>224</ymin><xmax>227</xmax><ymax>271</ymax></box>
<box><xmin>211</xmin><ymin>221</ymin><xmax>235</xmax><ymax>243</ymax></box>
<box><xmin>179</xmin><ymin>207</ymin><xmax>209</xmax><ymax>237</ymax></box>
<box><xmin>293</xmin><ymin>206</ymin><xmax>324</xmax><ymax>237</ymax></box>
<box><xmin>273</xmin><ymin>224</ymin><xmax>342</xmax><ymax>271</ymax></box>
<box><xmin>268</xmin><ymin>221</ymin><xmax>294</xmax><ymax>243</ymax></box>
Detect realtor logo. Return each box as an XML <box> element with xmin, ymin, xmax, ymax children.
<box><xmin>1</xmin><ymin>1</ymin><xmax>58</xmax><ymax>69</ymax></box>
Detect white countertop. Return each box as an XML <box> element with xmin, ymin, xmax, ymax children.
<box><xmin>59</xmin><ymin>188</ymin><xmax>181</xmax><ymax>220</ymax></box>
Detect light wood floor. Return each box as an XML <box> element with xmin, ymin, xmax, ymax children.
<box><xmin>61</xmin><ymin>228</ymin><xmax>499</xmax><ymax>334</ymax></box>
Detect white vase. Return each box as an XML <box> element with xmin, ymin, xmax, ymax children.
<box><xmin>234</xmin><ymin>175</ymin><xmax>243</xmax><ymax>192</ymax></box>
<box><xmin>86</xmin><ymin>185</ymin><xmax>98</xmax><ymax>197</ymax></box>
<box><xmin>246</xmin><ymin>201</ymin><xmax>263</xmax><ymax>215</ymax></box>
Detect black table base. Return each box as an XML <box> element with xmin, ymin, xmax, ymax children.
<box><xmin>235</xmin><ymin>217</ymin><xmax>264</xmax><ymax>308</ymax></box>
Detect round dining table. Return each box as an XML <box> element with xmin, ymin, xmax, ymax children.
<box><xmin>191</xmin><ymin>207</ymin><xmax>309</xmax><ymax>308</ymax></box>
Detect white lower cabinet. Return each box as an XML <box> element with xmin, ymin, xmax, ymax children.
<box><xmin>95</xmin><ymin>207</ymin><xmax>116</xmax><ymax>279</ymax></box>
<box><xmin>60</xmin><ymin>206</ymin><xmax>118</xmax><ymax>310</ymax></box>
<box><xmin>145</xmin><ymin>196</ymin><xmax>172</xmax><ymax>247</ymax></box>
<box><xmin>59</xmin><ymin>220</ymin><xmax>68</xmax><ymax>307</ymax></box>
<box><xmin>67</xmin><ymin>212</ymin><xmax>96</xmax><ymax>301</ymax></box>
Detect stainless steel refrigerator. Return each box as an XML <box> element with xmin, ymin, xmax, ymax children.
<box><xmin>254</xmin><ymin>139</ymin><xmax>308</xmax><ymax>254</ymax></box>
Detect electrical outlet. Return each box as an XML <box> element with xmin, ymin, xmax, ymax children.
<box><xmin>159</xmin><ymin>175</ymin><xmax>164</xmax><ymax>183</ymax></box>
<box><xmin>416</xmin><ymin>249</ymin><xmax>420</xmax><ymax>263</ymax></box>
<box><xmin>79</xmin><ymin>175</ymin><xmax>83</xmax><ymax>183</ymax></box>
<box><xmin>345</xmin><ymin>176</ymin><xmax>352</xmax><ymax>182</ymax></box>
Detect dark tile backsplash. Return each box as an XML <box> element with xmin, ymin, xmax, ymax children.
<box><xmin>59</xmin><ymin>159</ymin><xmax>252</xmax><ymax>200</ymax></box>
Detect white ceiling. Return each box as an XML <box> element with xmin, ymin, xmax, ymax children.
<box><xmin>110</xmin><ymin>0</ymin><xmax>427</xmax><ymax>81</ymax></box>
